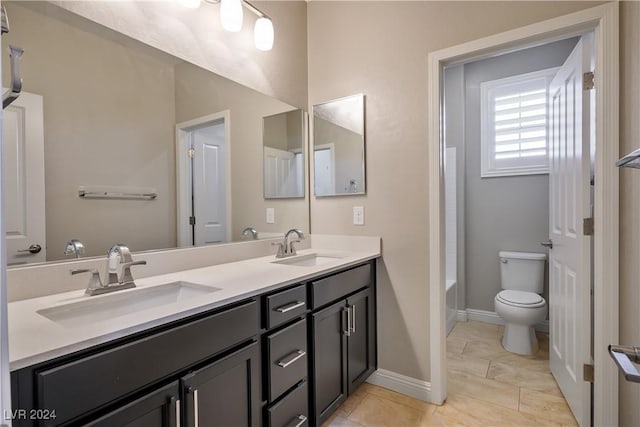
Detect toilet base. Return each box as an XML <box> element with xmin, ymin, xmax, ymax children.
<box><xmin>502</xmin><ymin>323</ymin><xmax>538</xmax><ymax>356</ymax></box>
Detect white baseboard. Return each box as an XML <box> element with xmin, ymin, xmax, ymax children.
<box><xmin>366</xmin><ymin>369</ymin><xmax>432</xmax><ymax>402</ymax></box>
<box><xmin>461</xmin><ymin>308</ymin><xmax>549</xmax><ymax>333</ymax></box>
<box><xmin>456</xmin><ymin>310</ymin><xmax>468</xmax><ymax>322</ymax></box>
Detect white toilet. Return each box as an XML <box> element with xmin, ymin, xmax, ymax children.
<box><xmin>494</xmin><ymin>251</ymin><xmax>547</xmax><ymax>356</ymax></box>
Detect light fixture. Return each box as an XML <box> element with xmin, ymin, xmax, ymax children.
<box><xmin>220</xmin><ymin>0</ymin><xmax>243</xmax><ymax>32</ymax></box>
<box><xmin>196</xmin><ymin>0</ymin><xmax>274</xmax><ymax>50</ymax></box>
<box><xmin>254</xmin><ymin>17</ymin><xmax>273</xmax><ymax>51</ymax></box>
<box><xmin>178</xmin><ymin>0</ymin><xmax>201</xmax><ymax>9</ymax></box>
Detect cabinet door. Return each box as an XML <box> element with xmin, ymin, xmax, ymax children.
<box><xmin>311</xmin><ymin>300</ymin><xmax>348</xmax><ymax>425</ymax></box>
<box><xmin>181</xmin><ymin>342</ymin><xmax>261</xmax><ymax>427</ymax></box>
<box><xmin>346</xmin><ymin>288</ymin><xmax>375</xmax><ymax>394</ymax></box>
<box><xmin>85</xmin><ymin>381</ymin><xmax>180</xmax><ymax>427</ymax></box>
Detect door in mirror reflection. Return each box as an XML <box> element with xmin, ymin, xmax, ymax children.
<box><xmin>263</xmin><ymin>109</ymin><xmax>306</xmax><ymax>199</ymax></box>
<box><xmin>176</xmin><ymin>113</ymin><xmax>230</xmax><ymax>247</ymax></box>
<box><xmin>313</xmin><ymin>94</ymin><xmax>365</xmax><ymax>196</ymax></box>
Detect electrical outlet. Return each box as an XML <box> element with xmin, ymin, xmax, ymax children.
<box><xmin>266</xmin><ymin>208</ymin><xmax>275</xmax><ymax>224</ymax></box>
<box><xmin>353</xmin><ymin>206</ymin><xmax>365</xmax><ymax>225</ymax></box>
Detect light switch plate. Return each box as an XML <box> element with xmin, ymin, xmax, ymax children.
<box><xmin>266</xmin><ymin>208</ymin><xmax>275</xmax><ymax>224</ymax></box>
<box><xmin>353</xmin><ymin>206</ymin><xmax>365</xmax><ymax>225</ymax></box>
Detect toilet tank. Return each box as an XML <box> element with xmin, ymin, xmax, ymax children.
<box><xmin>499</xmin><ymin>251</ymin><xmax>546</xmax><ymax>293</ymax></box>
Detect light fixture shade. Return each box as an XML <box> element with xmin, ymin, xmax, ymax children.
<box><xmin>254</xmin><ymin>17</ymin><xmax>274</xmax><ymax>51</ymax></box>
<box><xmin>220</xmin><ymin>0</ymin><xmax>243</xmax><ymax>32</ymax></box>
<box><xmin>177</xmin><ymin>0</ymin><xmax>201</xmax><ymax>9</ymax></box>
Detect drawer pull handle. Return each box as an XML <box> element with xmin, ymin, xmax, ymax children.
<box><xmin>277</xmin><ymin>350</ymin><xmax>306</xmax><ymax>368</ymax></box>
<box><xmin>275</xmin><ymin>301</ymin><xmax>305</xmax><ymax>313</ymax></box>
<box><xmin>286</xmin><ymin>414</ymin><xmax>308</xmax><ymax>427</ymax></box>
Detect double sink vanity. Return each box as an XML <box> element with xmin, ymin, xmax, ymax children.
<box><xmin>7</xmin><ymin>236</ymin><xmax>380</xmax><ymax>427</ymax></box>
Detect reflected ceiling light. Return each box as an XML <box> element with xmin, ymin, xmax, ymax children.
<box><xmin>178</xmin><ymin>0</ymin><xmax>202</xmax><ymax>9</ymax></box>
<box><xmin>254</xmin><ymin>17</ymin><xmax>274</xmax><ymax>51</ymax></box>
<box><xmin>220</xmin><ymin>0</ymin><xmax>243</xmax><ymax>32</ymax></box>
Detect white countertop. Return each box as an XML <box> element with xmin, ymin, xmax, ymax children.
<box><xmin>8</xmin><ymin>247</ymin><xmax>379</xmax><ymax>371</ymax></box>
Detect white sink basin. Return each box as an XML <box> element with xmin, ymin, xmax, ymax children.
<box><xmin>272</xmin><ymin>253</ymin><xmax>344</xmax><ymax>267</ymax></box>
<box><xmin>37</xmin><ymin>281</ymin><xmax>221</xmax><ymax>327</ymax></box>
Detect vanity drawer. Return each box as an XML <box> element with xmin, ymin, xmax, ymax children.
<box><xmin>267</xmin><ymin>318</ymin><xmax>307</xmax><ymax>401</ymax></box>
<box><xmin>312</xmin><ymin>263</ymin><xmax>371</xmax><ymax>309</ymax></box>
<box><xmin>267</xmin><ymin>380</ymin><xmax>308</xmax><ymax>427</ymax></box>
<box><xmin>266</xmin><ymin>284</ymin><xmax>307</xmax><ymax>329</ymax></box>
<box><xmin>35</xmin><ymin>300</ymin><xmax>259</xmax><ymax>425</ymax></box>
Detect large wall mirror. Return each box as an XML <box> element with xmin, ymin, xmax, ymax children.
<box><xmin>312</xmin><ymin>94</ymin><xmax>366</xmax><ymax>197</ymax></box>
<box><xmin>2</xmin><ymin>1</ymin><xmax>309</xmax><ymax>266</ymax></box>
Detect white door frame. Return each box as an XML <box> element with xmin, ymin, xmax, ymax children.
<box><xmin>427</xmin><ymin>3</ymin><xmax>619</xmax><ymax>426</ymax></box>
<box><xmin>176</xmin><ymin>111</ymin><xmax>232</xmax><ymax>246</ymax></box>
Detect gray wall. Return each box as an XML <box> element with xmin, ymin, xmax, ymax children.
<box><xmin>455</xmin><ymin>38</ymin><xmax>579</xmax><ymax>312</ymax></box>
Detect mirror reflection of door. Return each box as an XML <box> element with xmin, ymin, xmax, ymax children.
<box><xmin>176</xmin><ymin>112</ymin><xmax>231</xmax><ymax>247</ymax></box>
<box><xmin>262</xmin><ymin>109</ymin><xmax>305</xmax><ymax>199</ymax></box>
<box><xmin>3</xmin><ymin>91</ymin><xmax>46</xmax><ymax>265</ymax></box>
<box><xmin>313</xmin><ymin>144</ymin><xmax>335</xmax><ymax>196</ymax></box>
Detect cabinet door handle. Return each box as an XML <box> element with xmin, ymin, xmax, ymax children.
<box><xmin>193</xmin><ymin>389</ymin><xmax>199</xmax><ymax>427</ymax></box>
<box><xmin>275</xmin><ymin>301</ymin><xmax>306</xmax><ymax>313</ymax></box>
<box><xmin>286</xmin><ymin>414</ymin><xmax>308</xmax><ymax>427</ymax></box>
<box><xmin>350</xmin><ymin>305</ymin><xmax>356</xmax><ymax>334</ymax></box>
<box><xmin>175</xmin><ymin>398</ymin><xmax>181</xmax><ymax>427</ymax></box>
<box><xmin>343</xmin><ymin>307</ymin><xmax>351</xmax><ymax>336</ymax></box>
<box><xmin>277</xmin><ymin>350</ymin><xmax>306</xmax><ymax>368</ymax></box>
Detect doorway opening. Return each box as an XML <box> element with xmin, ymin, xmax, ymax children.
<box><xmin>176</xmin><ymin>111</ymin><xmax>232</xmax><ymax>247</ymax></box>
<box><xmin>428</xmin><ymin>4</ymin><xmax>619</xmax><ymax>426</ymax></box>
<box><xmin>444</xmin><ymin>34</ymin><xmax>592</xmax><ymax>426</ymax></box>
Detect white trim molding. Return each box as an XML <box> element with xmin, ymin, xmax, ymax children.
<box><xmin>461</xmin><ymin>309</ymin><xmax>550</xmax><ymax>333</ymax></box>
<box><xmin>428</xmin><ymin>3</ymin><xmax>619</xmax><ymax>425</ymax></box>
<box><xmin>366</xmin><ymin>370</ymin><xmax>432</xmax><ymax>402</ymax></box>
<box><xmin>456</xmin><ymin>310</ymin><xmax>468</xmax><ymax>322</ymax></box>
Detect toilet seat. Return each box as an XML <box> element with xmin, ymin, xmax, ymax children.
<box><xmin>496</xmin><ymin>290</ymin><xmax>545</xmax><ymax>308</ymax></box>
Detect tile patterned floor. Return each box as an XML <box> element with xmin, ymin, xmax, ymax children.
<box><xmin>323</xmin><ymin>320</ymin><xmax>578</xmax><ymax>427</ymax></box>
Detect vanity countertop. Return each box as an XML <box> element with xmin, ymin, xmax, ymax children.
<box><xmin>8</xmin><ymin>247</ymin><xmax>379</xmax><ymax>371</ymax></box>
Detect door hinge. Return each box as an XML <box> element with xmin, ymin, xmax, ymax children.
<box><xmin>189</xmin><ymin>216</ymin><xmax>196</xmax><ymax>225</ymax></box>
<box><xmin>583</xmin><ymin>71</ymin><xmax>595</xmax><ymax>91</ymax></box>
<box><xmin>188</xmin><ymin>148</ymin><xmax>195</xmax><ymax>158</ymax></box>
<box><xmin>583</xmin><ymin>217</ymin><xmax>594</xmax><ymax>236</ymax></box>
<box><xmin>583</xmin><ymin>364</ymin><xmax>594</xmax><ymax>383</ymax></box>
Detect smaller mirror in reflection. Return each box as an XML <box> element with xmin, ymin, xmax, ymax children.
<box><xmin>263</xmin><ymin>109</ymin><xmax>306</xmax><ymax>199</ymax></box>
<box><xmin>313</xmin><ymin>94</ymin><xmax>365</xmax><ymax>196</ymax></box>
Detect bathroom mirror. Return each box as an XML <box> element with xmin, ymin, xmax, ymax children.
<box><xmin>2</xmin><ymin>1</ymin><xmax>309</xmax><ymax>265</ymax></box>
<box><xmin>263</xmin><ymin>110</ymin><xmax>306</xmax><ymax>199</ymax></box>
<box><xmin>312</xmin><ymin>94</ymin><xmax>366</xmax><ymax>196</ymax></box>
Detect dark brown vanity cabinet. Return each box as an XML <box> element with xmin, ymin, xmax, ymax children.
<box><xmin>10</xmin><ymin>259</ymin><xmax>377</xmax><ymax>427</ymax></box>
<box><xmin>181</xmin><ymin>342</ymin><xmax>262</xmax><ymax>427</ymax></box>
<box><xmin>310</xmin><ymin>265</ymin><xmax>376</xmax><ymax>426</ymax></box>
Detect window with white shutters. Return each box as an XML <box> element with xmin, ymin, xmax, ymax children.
<box><xmin>480</xmin><ymin>67</ymin><xmax>558</xmax><ymax>177</ymax></box>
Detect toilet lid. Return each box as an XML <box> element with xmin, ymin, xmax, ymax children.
<box><xmin>497</xmin><ymin>290</ymin><xmax>545</xmax><ymax>306</ymax></box>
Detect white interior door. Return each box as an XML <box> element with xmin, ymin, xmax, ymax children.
<box><xmin>314</xmin><ymin>144</ymin><xmax>335</xmax><ymax>196</ymax></box>
<box><xmin>548</xmin><ymin>35</ymin><xmax>592</xmax><ymax>427</ymax></box>
<box><xmin>264</xmin><ymin>146</ymin><xmax>296</xmax><ymax>198</ymax></box>
<box><xmin>3</xmin><ymin>91</ymin><xmax>46</xmax><ymax>265</ymax></box>
<box><xmin>192</xmin><ymin>121</ymin><xmax>227</xmax><ymax>246</ymax></box>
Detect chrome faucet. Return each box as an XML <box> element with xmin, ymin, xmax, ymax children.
<box><xmin>70</xmin><ymin>244</ymin><xmax>146</xmax><ymax>296</ymax></box>
<box><xmin>63</xmin><ymin>239</ymin><xmax>85</xmax><ymax>258</ymax></box>
<box><xmin>242</xmin><ymin>227</ymin><xmax>259</xmax><ymax>240</ymax></box>
<box><xmin>273</xmin><ymin>229</ymin><xmax>305</xmax><ymax>258</ymax></box>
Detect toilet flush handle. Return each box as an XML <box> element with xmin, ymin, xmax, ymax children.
<box><xmin>540</xmin><ymin>240</ymin><xmax>553</xmax><ymax>249</ymax></box>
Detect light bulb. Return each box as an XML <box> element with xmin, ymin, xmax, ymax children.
<box><xmin>177</xmin><ymin>0</ymin><xmax>201</xmax><ymax>8</ymax></box>
<box><xmin>254</xmin><ymin>17</ymin><xmax>274</xmax><ymax>51</ymax></box>
<box><xmin>220</xmin><ymin>0</ymin><xmax>243</xmax><ymax>32</ymax></box>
